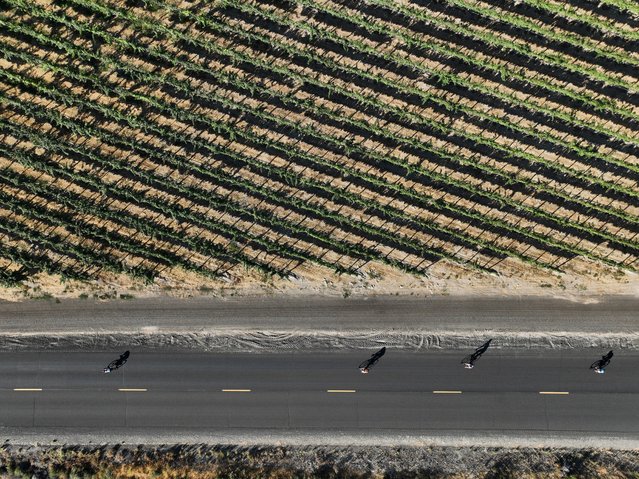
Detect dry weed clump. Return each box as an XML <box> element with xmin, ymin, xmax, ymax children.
<box><xmin>483</xmin><ymin>448</ymin><xmax>564</xmax><ymax>479</ymax></box>
<box><xmin>0</xmin><ymin>445</ymin><xmax>639</xmax><ymax>478</ymax></box>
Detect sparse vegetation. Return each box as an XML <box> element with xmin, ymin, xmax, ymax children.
<box><xmin>1</xmin><ymin>444</ymin><xmax>639</xmax><ymax>478</ymax></box>
<box><xmin>32</xmin><ymin>291</ymin><xmax>54</xmax><ymax>301</ymax></box>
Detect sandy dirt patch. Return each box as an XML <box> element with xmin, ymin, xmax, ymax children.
<box><xmin>1</xmin><ymin>257</ymin><xmax>637</xmax><ymax>303</ymax></box>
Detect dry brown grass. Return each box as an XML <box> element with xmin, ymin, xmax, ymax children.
<box><xmin>1</xmin><ymin>445</ymin><xmax>639</xmax><ymax>479</ymax></box>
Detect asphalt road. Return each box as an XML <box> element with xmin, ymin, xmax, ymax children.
<box><xmin>1</xmin><ymin>350</ymin><xmax>638</xmax><ymax>434</ymax></box>
<box><xmin>0</xmin><ymin>295</ymin><xmax>638</xmax><ymax>333</ymax></box>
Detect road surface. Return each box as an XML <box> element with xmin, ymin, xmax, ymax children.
<box><xmin>0</xmin><ymin>295</ymin><xmax>638</xmax><ymax>333</ymax></box>
<box><xmin>1</xmin><ymin>349</ymin><xmax>638</xmax><ymax>435</ymax></box>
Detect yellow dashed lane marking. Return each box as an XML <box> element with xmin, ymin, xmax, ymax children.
<box><xmin>118</xmin><ymin>388</ymin><xmax>147</xmax><ymax>392</ymax></box>
<box><xmin>433</xmin><ymin>390</ymin><xmax>462</xmax><ymax>394</ymax></box>
<box><xmin>327</xmin><ymin>389</ymin><xmax>356</xmax><ymax>393</ymax></box>
<box><xmin>222</xmin><ymin>389</ymin><xmax>252</xmax><ymax>392</ymax></box>
<box><xmin>13</xmin><ymin>388</ymin><xmax>42</xmax><ymax>392</ymax></box>
<box><xmin>539</xmin><ymin>391</ymin><xmax>569</xmax><ymax>395</ymax></box>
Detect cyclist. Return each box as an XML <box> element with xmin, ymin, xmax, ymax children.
<box><xmin>463</xmin><ymin>356</ymin><xmax>477</xmax><ymax>369</ymax></box>
<box><xmin>358</xmin><ymin>347</ymin><xmax>386</xmax><ymax>374</ymax></box>
<box><xmin>462</xmin><ymin>339</ymin><xmax>492</xmax><ymax>369</ymax></box>
<box><xmin>592</xmin><ymin>350</ymin><xmax>613</xmax><ymax>374</ymax></box>
<box><xmin>103</xmin><ymin>351</ymin><xmax>130</xmax><ymax>373</ymax></box>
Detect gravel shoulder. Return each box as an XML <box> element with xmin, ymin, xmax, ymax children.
<box><xmin>2</xmin><ymin>428</ymin><xmax>639</xmax><ymax>449</ymax></box>
<box><xmin>2</xmin><ymin>295</ymin><xmax>638</xmax><ymax>333</ymax></box>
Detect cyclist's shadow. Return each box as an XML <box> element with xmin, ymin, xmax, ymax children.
<box><xmin>461</xmin><ymin>339</ymin><xmax>492</xmax><ymax>367</ymax></box>
<box><xmin>590</xmin><ymin>350</ymin><xmax>613</xmax><ymax>372</ymax></box>
<box><xmin>105</xmin><ymin>351</ymin><xmax>130</xmax><ymax>372</ymax></box>
<box><xmin>358</xmin><ymin>347</ymin><xmax>386</xmax><ymax>373</ymax></box>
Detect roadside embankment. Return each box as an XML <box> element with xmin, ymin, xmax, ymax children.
<box><xmin>1</xmin><ymin>329</ymin><xmax>639</xmax><ymax>351</ymax></box>
<box><xmin>1</xmin><ymin>443</ymin><xmax>638</xmax><ymax>478</ymax></box>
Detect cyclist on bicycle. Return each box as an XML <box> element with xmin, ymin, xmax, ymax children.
<box><xmin>592</xmin><ymin>350</ymin><xmax>613</xmax><ymax>374</ymax></box>
<box><xmin>103</xmin><ymin>351</ymin><xmax>130</xmax><ymax>374</ymax></box>
<box><xmin>462</xmin><ymin>339</ymin><xmax>492</xmax><ymax>369</ymax></box>
<box><xmin>358</xmin><ymin>347</ymin><xmax>386</xmax><ymax>374</ymax></box>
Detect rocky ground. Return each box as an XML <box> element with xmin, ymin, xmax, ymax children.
<box><xmin>0</xmin><ymin>444</ymin><xmax>638</xmax><ymax>478</ymax></box>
